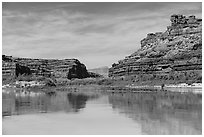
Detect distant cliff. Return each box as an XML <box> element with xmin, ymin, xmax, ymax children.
<box><xmin>2</xmin><ymin>55</ymin><xmax>90</xmax><ymax>80</ymax></box>
<box><xmin>109</xmin><ymin>14</ymin><xmax>202</xmax><ymax>84</ymax></box>
<box><xmin>88</xmin><ymin>66</ymin><xmax>109</xmax><ymax>78</ymax></box>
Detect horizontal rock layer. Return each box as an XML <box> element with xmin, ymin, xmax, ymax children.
<box><xmin>109</xmin><ymin>14</ymin><xmax>202</xmax><ymax>83</ymax></box>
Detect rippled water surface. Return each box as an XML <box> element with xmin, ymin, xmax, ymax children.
<box><xmin>2</xmin><ymin>87</ymin><xmax>202</xmax><ymax>135</ymax></box>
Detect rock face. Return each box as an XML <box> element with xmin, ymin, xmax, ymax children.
<box><xmin>2</xmin><ymin>55</ymin><xmax>90</xmax><ymax>80</ymax></box>
<box><xmin>109</xmin><ymin>14</ymin><xmax>202</xmax><ymax>83</ymax></box>
<box><xmin>2</xmin><ymin>59</ymin><xmax>16</xmax><ymax>81</ymax></box>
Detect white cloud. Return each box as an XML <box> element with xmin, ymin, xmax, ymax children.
<box><xmin>2</xmin><ymin>2</ymin><xmax>202</xmax><ymax>68</ymax></box>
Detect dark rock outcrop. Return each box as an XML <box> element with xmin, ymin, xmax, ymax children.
<box><xmin>109</xmin><ymin>14</ymin><xmax>202</xmax><ymax>83</ymax></box>
<box><xmin>15</xmin><ymin>63</ymin><xmax>31</xmax><ymax>77</ymax></box>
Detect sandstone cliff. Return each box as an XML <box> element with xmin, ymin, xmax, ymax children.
<box><xmin>2</xmin><ymin>55</ymin><xmax>90</xmax><ymax>80</ymax></box>
<box><xmin>109</xmin><ymin>14</ymin><xmax>202</xmax><ymax>84</ymax></box>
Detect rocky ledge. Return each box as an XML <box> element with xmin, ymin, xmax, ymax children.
<box><xmin>109</xmin><ymin>14</ymin><xmax>202</xmax><ymax>84</ymax></box>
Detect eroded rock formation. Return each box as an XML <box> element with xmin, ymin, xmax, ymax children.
<box><xmin>109</xmin><ymin>14</ymin><xmax>202</xmax><ymax>83</ymax></box>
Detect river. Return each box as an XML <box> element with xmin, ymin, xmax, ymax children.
<box><xmin>2</xmin><ymin>87</ymin><xmax>202</xmax><ymax>135</ymax></box>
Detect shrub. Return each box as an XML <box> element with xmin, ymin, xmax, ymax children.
<box><xmin>16</xmin><ymin>74</ymin><xmax>36</xmax><ymax>81</ymax></box>
<box><xmin>44</xmin><ymin>78</ymin><xmax>56</xmax><ymax>87</ymax></box>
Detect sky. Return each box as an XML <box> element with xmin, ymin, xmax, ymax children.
<box><xmin>2</xmin><ymin>2</ymin><xmax>202</xmax><ymax>69</ymax></box>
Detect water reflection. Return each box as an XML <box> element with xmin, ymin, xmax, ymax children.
<box><xmin>2</xmin><ymin>87</ymin><xmax>202</xmax><ymax>135</ymax></box>
<box><xmin>67</xmin><ymin>93</ymin><xmax>88</xmax><ymax>112</ymax></box>
<box><xmin>108</xmin><ymin>92</ymin><xmax>202</xmax><ymax>135</ymax></box>
<box><xmin>2</xmin><ymin>88</ymin><xmax>99</xmax><ymax>116</ymax></box>
<box><xmin>67</xmin><ymin>93</ymin><xmax>100</xmax><ymax>112</ymax></box>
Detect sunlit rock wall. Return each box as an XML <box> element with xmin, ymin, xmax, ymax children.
<box><xmin>109</xmin><ymin>14</ymin><xmax>202</xmax><ymax>83</ymax></box>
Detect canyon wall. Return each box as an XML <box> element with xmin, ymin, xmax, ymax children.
<box><xmin>2</xmin><ymin>55</ymin><xmax>90</xmax><ymax>80</ymax></box>
<box><xmin>109</xmin><ymin>14</ymin><xmax>202</xmax><ymax>84</ymax></box>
